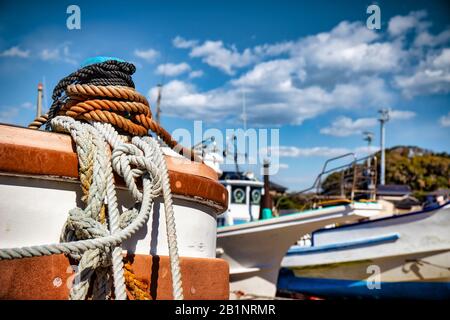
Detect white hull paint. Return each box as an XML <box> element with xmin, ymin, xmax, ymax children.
<box><xmin>281</xmin><ymin>204</ymin><xmax>450</xmax><ymax>298</ymax></box>
<box><xmin>0</xmin><ymin>174</ymin><xmax>219</xmax><ymax>258</ymax></box>
<box><xmin>216</xmin><ymin>203</ymin><xmax>382</xmax><ymax>298</ymax></box>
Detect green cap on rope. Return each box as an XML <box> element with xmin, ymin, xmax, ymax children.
<box><xmin>80</xmin><ymin>56</ymin><xmax>125</xmax><ymax>67</ymax></box>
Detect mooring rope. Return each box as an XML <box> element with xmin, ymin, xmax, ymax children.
<box><xmin>3</xmin><ymin>59</ymin><xmax>187</xmax><ymax>300</ymax></box>
<box><xmin>28</xmin><ymin>60</ymin><xmax>199</xmax><ymax>162</ymax></box>
<box><xmin>45</xmin><ymin>60</ymin><xmax>136</xmax><ymax>129</ymax></box>
<box><xmin>1</xmin><ymin>116</ymin><xmax>184</xmax><ymax>300</ymax></box>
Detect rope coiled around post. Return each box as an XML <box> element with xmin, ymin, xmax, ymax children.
<box><xmin>19</xmin><ymin>59</ymin><xmax>187</xmax><ymax>300</ymax></box>
<box><xmin>28</xmin><ymin>59</ymin><xmax>199</xmax><ymax>162</ymax></box>
<box><xmin>1</xmin><ymin>116</ymin><xmax>184</xmax><ymax>300</ymax></box>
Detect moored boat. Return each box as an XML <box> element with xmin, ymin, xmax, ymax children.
<box><xmin>279</xmin><ymin>202</ymin><xmax>450</xmax><ymax>299</ymax></box>
<box><xmin>217</xmin><ymin>201</ymin><xmax>381</xmax><ymax>299</ymax></box>
<box><xmin>212</xmin><ymin>158</ymin><xmax>381</xmax><ymax>299</ymax></box>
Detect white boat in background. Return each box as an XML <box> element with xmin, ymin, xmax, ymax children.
<box><xmin>280</xmin><ymin>202</ymin><xmax>450</xmax><ymax>299</ymax></box>
<box><xmin>197</xmin><ymin>142</ymin><xmax>382</xmax><ymax>299</ymax></box>
<box><xmin>217</xmin><ymin>201</ymin><xmax>382</xmax><ymax>299</ymax></box>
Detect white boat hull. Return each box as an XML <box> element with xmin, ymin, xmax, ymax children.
<box><xmin>280</xmin><ymin>204</ymin><xmax>450</xmax><ymax>299</ymax></box>
<box><xmin>217</xmin><ymin>203</ymin><xmax>381</xmax><ymax>299</ymax></box>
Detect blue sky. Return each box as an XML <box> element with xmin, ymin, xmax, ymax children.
<box><xmin>0</xmin><ymin>0</ymin><xmax>449</xmax><ymax>190</ymax></box>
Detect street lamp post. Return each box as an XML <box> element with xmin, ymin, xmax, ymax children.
<box><xmin>378</xmin><ymin>109</ymin><xmax>390</xmax><ymax>185</ymax></box>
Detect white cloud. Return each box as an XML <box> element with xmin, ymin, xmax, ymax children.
<box><xmin>176</xmin><ymin>20</ymin><xmax>404</xmax><ymax>75</ymax></box>
<box><xmin>156</xmin><ymin>62</ymin><xmax>191</xmax><ymax>76</ymax></box>
<box><xmin>395</xmin><ymin>48</ymin><xmax>450</xmax><ymax>97</ymax></box>
<box><xmin>321</xmin><ymin>110</ymin><xmax>416</xmax><ymax>137</ymax></box>
<box><xmin>253</xmin><ymin>41</ymin><xmax>295</xmax><ymax>56</ymax></box>
<box><xmin>440</xmin><ymin>112</ymin><xmax>450</xmax><ymax>127</ymax></box>
<box><xmin>0</xmin><ymin>102</ymin><xmax>35</xmax><ymax>123</ymax></box>
<box><xmin>388</xmin><ymin>10</ymin><xmax>428</xmax><ymax>37</ymax></box>
<box><xmin>149</xmin><ymin>80</ymin><xmax>240</xmax><ymax>120</ymax></box>
<box><xmin>297</xmin><ymin>21</ymin><xmax>403</xmax><ymax>73</ymax></box>
<box><xmin>150</xmin><ymin>75</ymin><xmax>393</xmax><ymax>125</ymax></box>
<box><xmin>160</xmin><ymin>12</ymin><xmax>448</xmax><ymax>124</ymax></box>
<box><xmin>0</xmin><ymin>108</ymin><xmax>19</xmax><ymax>123</ymax></box>
<box><xmin>320</xmin><ymin>116</ymin><xmax>377</xmax><ymax>137</ymax></box>
<box><xmin>389</xmin><ymin>110</ymin><xmax>416</xmax><ymax>120</ymax></box>
<box><xmin>189</xmin><ymin>40</ymin><xmax>257</xmax><ymax>75</ymax></box>
<box><xmin>0</xmin><ymin>46</ymin><xmax>30</xmax><ymax>58</ymax></box>
<box><xmin>263</xmin><ymin>145</ymin><xmax>379</xmax><ymax>158</ymax></box>
<box><xmin>134</xmin><ymin>48</ymin><xmax>159</xmax><ymax>62</ymax></box>
<box><xmin>278</xmin><ymin>163</ymin><xmax>289</xmax><ymax>169</ymax></box>
<box><xmin>20</xmin><ymin>102</ymin><xmax>34</xmax><ymax>110</ymax></box>
<box><xmin>276</xmin><ymin>146</ymin><xmax>350</xmax><ymax>158</ymax></box>
<box><xmin>189</xmin><ymin>70</ymin><xmax>204</xmax><ymax>78</ymax></box>
<box><xmin>38</xmin><ymin>44</ymin><xmax>77</xmax><ymax>64</ymax></box>
<box><xmin>40</xmin><ymin>48</ymin><xmax>59</xmax><ymax>61</ymax></box>
<box><xmin>172</xmin><ymin>36</ymin><xmax>198</xmax><ymax>49</ymax></box>
<box><xmin>231</xmin><ymin>58</ymin><xmax>305</xmax><ymax>88</ymax></box>
<box><xmin>414</xmin><ymin>29</ymin><xmax>450</xmax><ymax>47</ymax></box>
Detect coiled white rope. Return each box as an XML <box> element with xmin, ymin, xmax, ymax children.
<box><xmin>0</xmin><ymin>116</ymin><xmax>183</xmax><ymax>300</ymax></box>
<box><xmin>93</xmin><ymin>121</ymin><xmax>184</xmax><ymax>300</ymax></box>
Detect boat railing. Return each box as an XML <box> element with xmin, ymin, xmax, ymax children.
<box><xmin>294</xmin><ymin>153</ymin><xmax>378</xmax><ymax>206</ymax></box>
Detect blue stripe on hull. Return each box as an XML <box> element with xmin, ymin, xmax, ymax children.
<box><xmin>278</xmin><ymin>268</ymin><xmax>450</xmax><ymax>300</ymax></box>
<box><xmin>286</xmin><ymin>233</ymin><xmax>400</xmax><ymax>255</ymax></box>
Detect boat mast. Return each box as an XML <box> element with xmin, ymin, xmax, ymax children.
<box><xmin>233</xmin><ymin>135</ymin><xmax>240</xmax><ymax>173</ymax></box>
<box><xmin>155</xmin><ymin>52</ymin><xmax>167</xmax><ymax>125</ymax></box>
<box><xmin>155</xmin><ymin>83</ymin><xmax>162</xmax><ymax>124</ymax></box>
<box><xmin>240</xmin><ymin>88</ymin><xmax>248</xmax><ymax>172</ymax></box>
<box><xmin>36</xmin><ymin>82</ymin><xmax>43</xmax><ymax>118</ymax></box>
<box><xmin>378</xmin><ymin>109</ymin><xmax>390</xmax><ymax>185</ymax></box>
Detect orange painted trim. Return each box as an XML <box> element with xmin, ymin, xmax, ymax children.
<box><xmin>0</xmin><ymin>254</ymin><xmax>230</xmax><ymax>300</ymax></box>
<box><xmin>0</xmin><ymin>124</ymin><xmax>228</xmax><ymax>211</ymax></box>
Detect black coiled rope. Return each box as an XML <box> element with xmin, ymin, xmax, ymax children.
<box><xmin>45</xmin><ymin>60</ymin><xmax>137</xmax><ymax>130</ymax></box>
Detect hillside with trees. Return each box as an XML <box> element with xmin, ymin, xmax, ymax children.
<box><xmin>382</xmin><ymin>146</ymin><xmax>449</xmax><ymax>192</ymax></box>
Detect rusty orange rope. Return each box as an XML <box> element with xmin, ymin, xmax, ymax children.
<box><xmin>123</xmin><ymin>261</ymin><xmax>151</xmax><ymax>300</ymax></box>
<box><xmin>28</xmin><ymin>114</ymin><xmax>49</xmax><ymax>130</ymax></box>
<box><xmin>28</xmin><ymin>84</ymin><xmax>200</xmax><ymax>162</ymax></box>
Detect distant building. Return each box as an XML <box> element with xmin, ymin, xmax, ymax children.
<box><xmin>377</xmin><ymin>184</ymin><xmax>411</xmax><ymax>201</ymax></box>
<box><xmin>269</xmin><ymin>181</ymin><xmax>288</xmax><ymax>197</ymax></box>
<box><xmin>376</xmin><ymin>184</ymin><xmax>421</xmax><ymax>214</ymax></box>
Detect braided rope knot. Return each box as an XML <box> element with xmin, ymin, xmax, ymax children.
<box><xmin>58</xmin><ymin>115</ymin><xmax>168</xmax><ymax>300</ymax></box>
<box><xmin>112</xmin><ymin>142</ymin><xmax>163</xmax><ymax>202</ymax></box>
<box><xmin>65</xmin><ymin>208</ymin><xmax>109</xmax><ymax>241</ymax></box>
<box><xmin>55</xmin><ymin>116</ymin><xmax>182</xmax><ymax>300</ymax></box>
<box><xmin>5</xmin><ymin>110</ymin><xmax>184</xmax><ymax>299</ymax></box>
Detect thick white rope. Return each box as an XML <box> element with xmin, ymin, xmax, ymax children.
<box><xmin>93</xmin><ymin>122</ymin><xmax>184</xmax><ymax>300</ymax></box>
<box><xmin>0</xmin><ymin>116</ymin><xmax>183</xmax><ymax>300</ymax></box>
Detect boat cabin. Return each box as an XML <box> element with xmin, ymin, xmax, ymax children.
<box><xmin>218</xmin><ymin>171</ymin><xmax>263</xmax><ymax>226</ymax></box>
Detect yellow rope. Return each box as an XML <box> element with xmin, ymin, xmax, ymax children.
<box><xmin>123</xmin><ymin>261</ymin><xmax>151</xmax><ymax>300</ymax></box>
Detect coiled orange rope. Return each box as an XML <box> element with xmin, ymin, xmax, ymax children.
<box><xmin>29</xmin><ymin>83</ymin><xmax>200</xmax><ymax>162</ymax></box>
